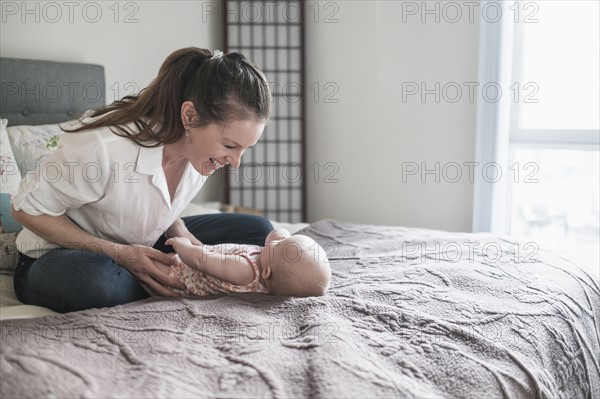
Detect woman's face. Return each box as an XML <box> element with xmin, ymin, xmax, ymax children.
<box><xmin>186</xmin><ymin>119</ymin><xmax>264</xmax><ymax>176</ymax></box>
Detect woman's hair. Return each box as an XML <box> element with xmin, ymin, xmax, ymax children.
<box><xmin>66</xmin><ymin>47</ymin><xmax>272</xmax><ymax>147</ymax></box>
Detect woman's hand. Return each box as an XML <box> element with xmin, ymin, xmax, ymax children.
<box><xmin>165</xmin><ymin>218</ymin><xmax>202</xmax><ymax>245</ymax></box>
<box><xmin>113</xmin><ymin>244</ymin><xmax>186</xmax><ymax>297</ymax></box>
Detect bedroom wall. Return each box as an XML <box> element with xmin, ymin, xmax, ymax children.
<box><xmin>1</xmin><ymin>1</ymin><xmax>480</xmax><ymax>231</ymax></box>
<box><xmin>304</xmin><ymin>1</ymin><xmax>479</xmax><ymax>231</ymax></box>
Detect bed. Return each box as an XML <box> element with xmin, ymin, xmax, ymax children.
<box><xmin>1</xmin><ymin>57</ymin><xmax>599</xmax><ymax>398</ymax></box>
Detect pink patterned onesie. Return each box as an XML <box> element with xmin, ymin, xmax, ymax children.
<box><xmin>168</xmin><ymin>243</ymin><xmax>269</xmax><ymax>296</ymax></box>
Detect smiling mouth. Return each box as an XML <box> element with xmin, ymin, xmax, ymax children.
<box><xmin>210</xmin><ymin>158</ymin><xmax>227</xmax><ymax>169</ymax></box>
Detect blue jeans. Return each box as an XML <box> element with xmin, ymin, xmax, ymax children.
<box><xmin>13</xmin><ymin>213</ymin><xmax>273</xmax><ymax>313</ymax></box>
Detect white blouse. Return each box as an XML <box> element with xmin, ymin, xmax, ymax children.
<box><xmin>13</xmin><ymin>125</ymin><xmax>206</xmax><ymax>258</ymax></box>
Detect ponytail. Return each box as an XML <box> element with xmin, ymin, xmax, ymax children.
<box><xmin>66</xmin><ymin>47</ymin><xmax>272</xmax><ymax>147</ymax></box>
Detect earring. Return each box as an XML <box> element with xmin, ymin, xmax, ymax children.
<box><xmin>185</xmin><ymin>129</ymin><xmax>192</xmax><ymax>144</ymax></box>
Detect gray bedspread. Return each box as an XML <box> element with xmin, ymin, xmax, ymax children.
<box><xmin>1</xmin><ymin>220</ymin><xmax>599</xmax><ymax>398</ymax></box>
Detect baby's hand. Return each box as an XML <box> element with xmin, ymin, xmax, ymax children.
<box><xmin>166</xmin><ymin>237</ymin><xmax>193</xmax><ymax>249</ymax></box>
<box><xmin>166</xmin><ymin>252</ymin><xmax>183</xmax><ymax>265</ymax></box>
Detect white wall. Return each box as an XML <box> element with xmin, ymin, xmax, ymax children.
<box><xmin>1</xmin><ymin>1</ymin><xmax>481</xmax><ymax>231</ymax></box>
<box><xmin>305</xmin><ymin>1</ymin><xmax>480</xmax><ymax>231</ymax></box>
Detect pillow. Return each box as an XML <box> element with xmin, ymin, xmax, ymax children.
<box><xmin>0</xmin><ymin>193</ymin><xmax>21</xmax><ymax>233</ymax></box>
<box><xmin>0</xmin><ymin>119</ymin><xmax>21</xmax><ymax>195</ymax></box>
<box><xmin>179</xmin><ymin>201</ymin><xmax>223</xmax><ymax>218</ymax></box>
<box><xmin>0</xmin><ymin>231</ymin><xmax>19</xmax><ymax>272</ymax></box>
<box><xmin>0</xmin><ymin>119</ymin><xmax>22</xmax><ymax>271</ymax></box>
<box><xmin>5</xmin><ymin>122</ymin><xmax>74</xmax><ymax>176</ymax></box>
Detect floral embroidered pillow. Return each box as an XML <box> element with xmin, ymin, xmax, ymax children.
<box><xmin>1</xmin><ymin>119</ymin><xmax>21</xmax><ymax>195</ymax></box>
<box><xmin>5</xmin><ymin>122</ymin><xmax>75</xmax><ymax>176</ymax></box>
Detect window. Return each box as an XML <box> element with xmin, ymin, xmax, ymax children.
<box><xmin>474</xmin><ymin>1</ymin><xmax>599</xmax><ymax>276</ymax></box>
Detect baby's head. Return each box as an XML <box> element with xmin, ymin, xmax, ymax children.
<box><xmin>259</xmin><ymin>232</ymin><xmax>331</xmax><ymax>297</ymax></box>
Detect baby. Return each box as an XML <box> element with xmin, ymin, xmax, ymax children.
<box><xmin>164</xmin><ymin>228</ymin><xmax>331</xmax><ymax>297</ymax></box>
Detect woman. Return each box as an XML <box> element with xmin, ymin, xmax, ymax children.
<box><xmin>11</xmin><ymin>47</ymin><xmax>273</xmax><ymax>313</ymax></box>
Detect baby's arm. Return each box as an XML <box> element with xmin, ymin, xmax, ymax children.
<box><xmin>165</xmin><ymin>237</ymin><xmax>203</xmax><ymax>267</ymax></box>
<box><xmin>166</xmin><ymin>237</ymin><xmax>255</xmax><ymax>286</ymax></box>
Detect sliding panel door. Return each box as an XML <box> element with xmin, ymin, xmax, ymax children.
<box><xmin>223</xmin><ymin>0</ymin><xmax>306</xmax><ymax>223</ymax></box>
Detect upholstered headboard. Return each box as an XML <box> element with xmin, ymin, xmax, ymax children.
<box><xmin>0</xmin><ymin>57</ymin><xmax>105</xmax><ymax>126</ymax></box>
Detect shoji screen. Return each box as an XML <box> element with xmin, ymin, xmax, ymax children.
<box><xmin>223</xmin><ymin>0</ymin><xmax>306</xmax><ymax>223</ymax></box>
